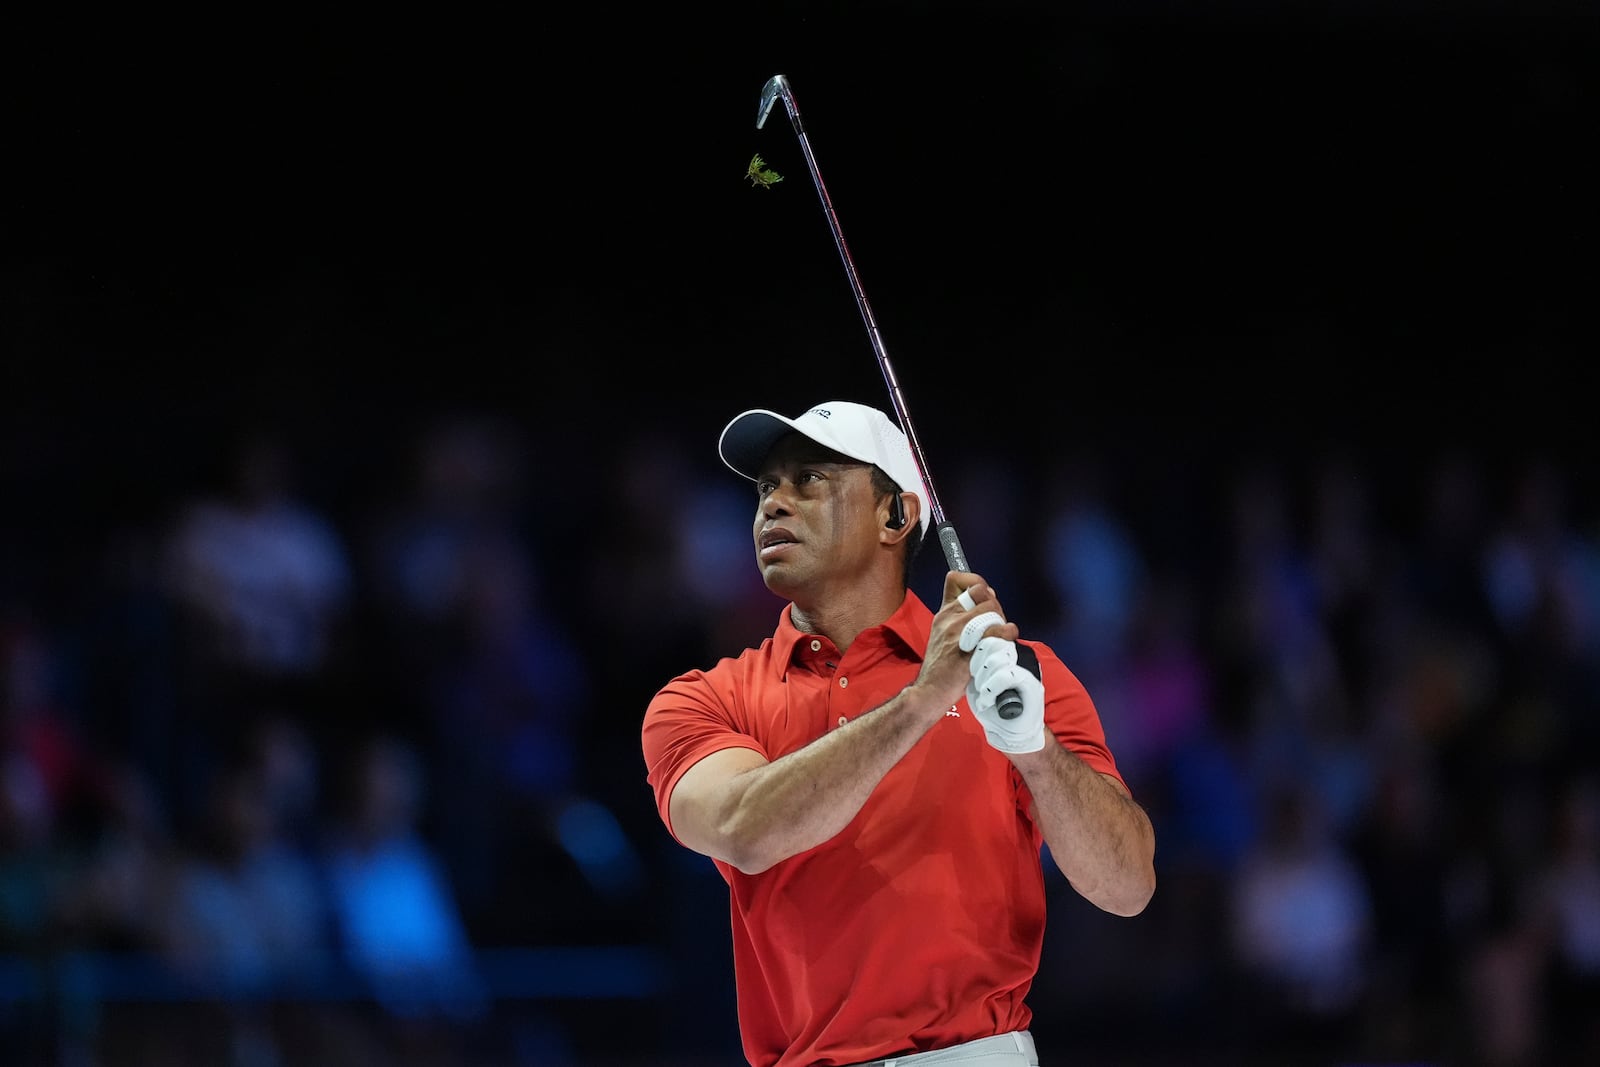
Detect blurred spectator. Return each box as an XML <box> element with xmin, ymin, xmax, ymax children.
<box><xmin>939</xmin><ymin>452</ymin><xmax>1030</xmax><ymax>612</ymax></box>
<box><xmin>1212</xmin><ymin>458</ymin><xmax>1335</xmax><ymax>762</ymax></box>
<box><xmin>1532</xmin><ymin>774</ymin><xmax>1600</xmax><ymax>1064</ymax></box>
<box><xmin>0</xmin><ymin>611</ymin><xmax>154</xmax><ymax>1065</ymax></box>
<box><xmin>1035</xmin><ymin>452</ymin><xmax>1147</xmax><ymax>690</ymax></box>
<box><xmin>1213</xmin><ymin>456</ymin><xmax>1325</xmax><ymax>667</ymax></box>
<box><xmin>1481</xmin><ymin>456</ymin><xmax>1600</xmax><ymax>774</ymax></box>
<box><xmin>1482</xmin><ymin>457</ymin><xmax>1600</xmax><ymax>663</ymax></box>
<box><xmin>72</xmin><ymin>520</ymin><xmax>182</xmax><ymax>800</ymax></box>
<box><xmin>247</xmin><ymin>713</ymin><xmax>322</xmax><ymax>856</ymax></box>
<box><xmin>57</xmin><ymin>762</ymin><xmax>176</xmax><ymax>952</ymax></box>
<box><xmin>51</xmin><ymin>760</ymin><xmax>181</xmax><ymax>1066</ymax></box>
<box><xmin>1306</xmin><ymin>449</ymin><xmax>1385</xmax><ymax>708</ymax></box>
<box><xmin>1</xmin><ymin>611</ymin><xmax>116</xmax><ymax>848</ymax></box>
<box><xmin>1349</xmin><ymin>745</ymin><xmax>1455</xmax><ymax>1060</ymax></box>
<box><xmin>321</xmin><ymin>733</ymin><xmax>490</xmax><ymax>1064</ymax></box>
<box><xmin>584</xmin><ymin>427</ymin><xmax>716</xmax><ymax>687</ymax></box>
<box><xmin>157</xmin><ymin>721</ymin><xmax>334</xmax><ymax>992</ymax></box>
<box><xmin>159</xmin><ymin>426</ymin><xmax>355</xmax><ymax>835</ymax></box>
<box><xmin>154</xmin><ymin>736</ymin><xmax>337</xmax><ymax>1067</ymax></box>
<box><xmin>361</xmin><ymin>414</ymin><xmax>533</xmax><ymax>737</ymax></box>
<box><xmin>0</xmin><ymin>683</ymin><xmax>83</xmax><ymax>1067</ymax></box>
<box><xmin>162</xmin><ymin>426</ymin><xmax>355</xmax><ymax>697</ymax></box>
<box><xmin>430</xmin><ymin>510</ymin><xmax>642</xmax><ymax>933</ymax></box>
<box><xmin>1225</xmin><ymin>780</ymin><xmax>1374</xmax><ymax>1059</ymax></box>
<box><xmin>1452</xmin><ymin>779</ymin><xmax>1551</xmax><ymax>1067</ymax></box>
<box><xmin>1104</xmin><ymin>573</ymin><xmax>1211</xmax><ymax>792</ymax></box>
<box><xmin>1403</xmin><ymin>448</ymin><xmax>1499</xmax><ymax>638</ymax></box>
<box><xmin>362</xmin><ymin>415</ymin><xmax>641</xmax><ymax>939</ymax></box>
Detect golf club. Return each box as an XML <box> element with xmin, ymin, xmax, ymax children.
<box><xmin>757</xmin><ymin>72</ymin><xmax>1030</xmax><ymax>720</ymax></box>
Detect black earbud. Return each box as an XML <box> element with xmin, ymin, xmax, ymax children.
<box><xmin>886</xmin><ymin>493</ymin><xmax>906</xmax><ymax>530</ymax></box>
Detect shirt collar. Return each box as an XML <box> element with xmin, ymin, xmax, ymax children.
<box><xmin>771</xmin><ymin>590</ymin><xmax>934</xmax><ymax>679</ymax></box>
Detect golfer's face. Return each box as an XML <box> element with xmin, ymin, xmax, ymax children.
<box><xmin>752</xmin><ymin>435</ymin><xmax>879</xmax><ymax>594</ymax></box>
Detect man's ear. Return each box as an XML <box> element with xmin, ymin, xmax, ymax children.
<box><xmin>902</xmin><ymin>493</ymin><xmax>923</xmax><ymax>535</ymax></box>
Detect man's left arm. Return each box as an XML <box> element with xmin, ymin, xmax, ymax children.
<box><xmin>1011</xmin><ymin>744</ymin><xmax>1156</xmax><ymax>917</ymax></box>
<box><xmin>963</xmin><ymin>636</ymin><xmax>1156</xmax><ymax>916</ymax></box>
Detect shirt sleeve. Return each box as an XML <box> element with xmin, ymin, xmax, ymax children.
<box><xmin>1031</xmin><ymin>639</ymin><xmax>1127</xmax><ymax>790</ymax></box>
<box><xmin>641</xmin><ymin>666</ymin><xmax>769</xmax><ymax>845</ymax></box>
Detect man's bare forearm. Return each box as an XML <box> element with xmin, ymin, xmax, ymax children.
<box><xmin>1011</xmin><ymin>739</ymin><xmax>1157</xmax><ymax>916</ymax></box>
<box><xmin>713</xmin><ymin>683</ymin><xmax>948</xmax><ymax>874</ymax></box>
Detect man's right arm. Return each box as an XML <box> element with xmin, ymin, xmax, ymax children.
<box><xmin>665</xmin><ymin>574</ymin><xmax>1010</xmax><ymax>874</ymax></box>
<box><xmin>667</xmin><ymin>682</ymin><xmax>949</xmax><ymax>875</ymax></box>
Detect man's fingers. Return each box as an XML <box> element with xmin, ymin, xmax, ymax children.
<box><xmin>970</xmin><ymin>636</ymin><xmax>1018</xmax><ymax>687</ymax></box>
<box><xmin>959</xmin><ymin>611</ymin><xmax>1006</xmax><ymax>653</ymax></box>
<box><xmin>975</xmin><ymin>662</ymin><xmax>1028</xmax><ymax>704</ymax></box>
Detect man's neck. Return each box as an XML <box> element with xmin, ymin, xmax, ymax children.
<box><xmin>789</xmin><ymin>581</ymin><xmax>906</xmax><ymax>654</ymax></box>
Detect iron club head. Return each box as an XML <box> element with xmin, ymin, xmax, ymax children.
<box><xmin>757</xmin><ymin>74</ymin><xmax>791</xmax><ymax>129</ymax></box>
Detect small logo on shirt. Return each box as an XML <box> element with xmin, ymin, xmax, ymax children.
<box><xmin>946</xmin><ymin>706</ymin><xmax>961</xmax><ymax>718</ymax></box>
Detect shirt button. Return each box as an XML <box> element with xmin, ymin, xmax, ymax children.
<box><xmin>838</xmin><ymin>716</ymin><xmax>848</xmax><ymax>727</ymax></box>
<box><xmin>810</xmin><ymin>639</ymin><xmax>822</xmax><ymax>651</ymax></box>
<box><xmin>839</xmin><ymin>677</ymin><xmax>848</xmax><ymax>688</ymax></box>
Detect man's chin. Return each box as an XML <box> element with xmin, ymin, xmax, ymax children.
<box><xmin>760</xmin><ymin>562</ymin><xmax>803</xmax><ymax>600</ymax></box>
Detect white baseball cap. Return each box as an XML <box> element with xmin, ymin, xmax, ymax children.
<box><xmin>718</xmin><ymin>400</ymin><xmax>932</xmax><ymax>536</ymax></box>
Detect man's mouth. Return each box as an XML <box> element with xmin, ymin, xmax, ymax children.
<box><xmin>759</xmin><ymin>528</ymin><xmax>797</xmax><ymax>558</ymax></box>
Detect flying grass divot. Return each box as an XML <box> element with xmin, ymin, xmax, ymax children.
<box><xmin>745</xmin><ymin>154</ymin><xmax>783</xmax><ymax>189</ymax></box>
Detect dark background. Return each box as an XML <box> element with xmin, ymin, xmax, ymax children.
<box><xmin>4</xmin><ymin>4</ymin><xmax>1598</xmax><ymax>1065</ymax></box>
<box><xmin>9</xmin><ymin>4</ymin><xmax>1595</xmax><ymax>453</ymax></box>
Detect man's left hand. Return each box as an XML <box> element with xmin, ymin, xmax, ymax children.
<box><xmin>966</xmin><ymin>636</ymin><xmax>1046</xmax><ymax>753</ymax></box>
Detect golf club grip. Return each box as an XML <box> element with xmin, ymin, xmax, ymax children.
<box><xmin>938</xmin><ymin>522</ymin><xmax>1026</xmax><ymax>720</ymax></box>
<box><xmin>1000</xmin><ymin>646</ymin><xmax>1040</xmax><ymax>722</ymax></box>
<box><xmin>935</xmin><ymin>521</ymin><xmax>969</xmax><ymax>573</ymax></box>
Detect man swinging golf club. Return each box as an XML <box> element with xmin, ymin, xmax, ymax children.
<box><xmin>641</xmin><ymin>399</ymin><xmax>1156</xmax><ymax>1067</ymax></box>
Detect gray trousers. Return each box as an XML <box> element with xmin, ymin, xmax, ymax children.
<box><xmin>843</xmin><ymin>1030</ymin><xmax>1039</xmax><ymax>1067</ymax></box>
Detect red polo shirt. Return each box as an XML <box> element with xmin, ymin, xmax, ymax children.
<box><xmin>642</xmin><ymin>591</ymin><xmax>1125</xmax><ymax>1067</ymax></box>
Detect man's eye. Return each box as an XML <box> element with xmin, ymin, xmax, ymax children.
<box><xmin>756</xmin><ymin>480</ymin><xmax>775</xmax><ymax>495</ymax></box>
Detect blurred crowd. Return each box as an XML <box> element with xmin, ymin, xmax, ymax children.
<box><xmin>1</xmin><ymin>408</ymin><xmax>1598</xmax><ymax>1067</ymax></box>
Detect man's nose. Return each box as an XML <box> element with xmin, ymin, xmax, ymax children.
<box><xmin>761</xmin><ymin>484</ymin><xmax>795</xmax><ymax>516</ymax></box>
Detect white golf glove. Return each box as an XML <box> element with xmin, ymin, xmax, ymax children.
<box><xmin>965</xmin><ymin>635</ymin><xmax>1046</xmax><ymax>753</ymax></box>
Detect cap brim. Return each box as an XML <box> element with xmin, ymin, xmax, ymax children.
<box><xmin>718</xmin><ymin>409</ymin><xmax>800</xmax><ymax>480</ymax></box>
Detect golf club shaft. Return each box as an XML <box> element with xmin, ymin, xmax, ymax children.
<box><xmin>758</xmin><ymin>73</ymin><xmax>1029</xmax><ymax>720</ymax></box>
<box><xmin>758</xmin><ymin>74</ymin><xmax>966</xmax><ymax>572</ymax></box>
